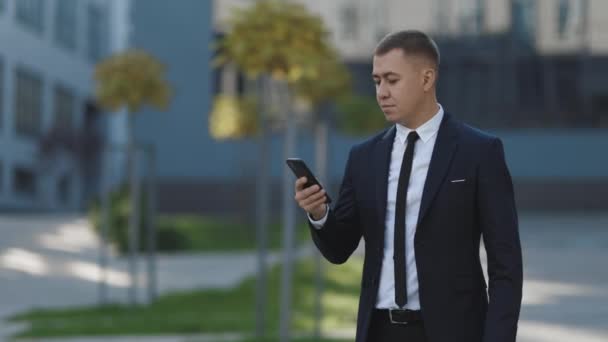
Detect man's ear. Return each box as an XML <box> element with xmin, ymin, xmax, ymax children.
<box><xmin>422</xmin><ymin>68</ymin><xmax>436</xmax><ymax>92</ymax></box>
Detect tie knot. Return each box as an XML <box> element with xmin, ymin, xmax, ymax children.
<box><xmin>407</xmin><ymin>131</ymin><xmax>419</xmax><ymax>143</ymax></box>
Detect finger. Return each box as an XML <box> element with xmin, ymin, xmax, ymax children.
<box><xmin>300</xmin><ymin>189</ymin><xmax>326</xmax><ymax>207</ymax></box>
<box><xmin>303</xmin><ymin>184</ymin><xmax>320</xmax><ymax>197</ymax></box>
<box><xmin>295</xmin><ymin>186</ymin><xmax>322</xmax><ymax>204</ymax></box>
<box><xmin>295</xmin><ymin>183</ymin><xmax>313</xmax><ymax>201</ymax></box>
<box><xmin>295</xmin><ymin>177</ymin><xmax>307</xmax><ymax>192</ymax></box>
<box><xmin>295</xmin><ymin>184</ymin><xmax>320</xmax><ymax>202</ymax></box>
<box><xmin>303</xmin><ymin>197</ymin><xmax>327</xmax><ymax>213</ymax></box>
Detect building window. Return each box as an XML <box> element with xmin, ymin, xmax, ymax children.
<box><xmin>558</xmin><ymin>0</ymin><xmax>570</xmax><ymax>38</ymax></box>
<box><xmin>87</xmin><ymin>4</ymin><xmax>107</xmax><ymax>63</ymax></box>
<box><xmin>554</xmin><ymin>58</ymin><xmax>580</xmax><ymax>114</ymax></box>
<box><xmin>459</xmin><ymin>0</ymin><xmax>485</xmax><ymax>36</ymax></box>
<box><xmin>340</xmin><ymin>5</ymin><xmax>359</xmax><ymax>40</ymax></box>
<box><xmin>55</xmin><ymin>0</ymin><xmax>77</xmax><ymax>50</ymax></box>
<box><xmin>16</xmin><ymin>0</ymin><xmax>45</xmax><ymax>34</ymax></box>
<box><xmin>512</xmin><ymin>0</ymin><xmax>536</xmax><ymax>46</ymax></box>
<box><xmin>0</xmin><ymin>58</ymin><xmax>4</xmax><ymax>129</ymax></box>
<box><xmin>13</xmin><ymin>167</ymin><xmax>37</xmax><ymax>198</ymax></box>
<box><xmin>520</xmin><ymin>59</ymin><xmax>543</xmax><ymax>108</ymax></box>
<box><xmin>53</xmin><ymin>84</ymin><xmax>75</xmax><ymax>131</ymax></box>
<box><xmin>373</xmin><ymin>1</ymin><xmax>388</xmax><ymax>41</ymax></box>
<box><xmin>592</xmin><ymin>94</ymin><xmax>608</xmax><ymax>127</ymax></box>
<box><xmin>15</xmin><ymin>67</ymin><xmax>43</xmax><ymax>138</ymax></box>
<box><xmin>0</xmin><ymin>0</ymin><xmax>5</xmax><ymax>14</ymax></box>
<box><xmin>57</xmin><ymin>173</ymin><xmax>71</xmax><ymax>204</ymax></box>
<box><xmin>557</xmin><ymin>0</ymin><xmax>584</xmax><ymax>40</ymax></box>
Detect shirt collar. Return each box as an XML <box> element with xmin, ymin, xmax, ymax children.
<box><xmin>395</xmin><ymin>103</ymin><xmax>444</xmax><ymax>145</ymax></box>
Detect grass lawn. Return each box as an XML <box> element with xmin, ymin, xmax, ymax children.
<box><xmin>234</xmin><ymin>339</ymin><xmax>351</xmax><ymax>342</ymax></box>
<box><xmin>10</xmin><ymin>256</ymin><xmax>363</xmax><ymax>338</ymax></box>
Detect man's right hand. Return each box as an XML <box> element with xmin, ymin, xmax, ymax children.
<box><xmin>294</xmin><ymin>177</ymin><xmax>327</xmax><ymax>220</ymax></box>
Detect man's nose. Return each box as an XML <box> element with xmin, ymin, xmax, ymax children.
<box><xmin>377</xmin><ymin>83</ymin><xmax>389</xmax><ymax>99</ymax></box>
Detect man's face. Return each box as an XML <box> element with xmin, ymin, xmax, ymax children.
<box><xmin>372</xmin><ymin>49</ymin><xmax>427</xmax><ymax>126</ymax></box>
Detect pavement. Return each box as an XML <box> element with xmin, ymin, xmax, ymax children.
<box><xmin>0</xmin><ymin>211</ymin><xmax>607</xmax><ymax>342</ymax></box>
<box><xmin>514</xmin><ymin>212</ymin><xmax>608</xmax><ymax>342</ymax></box>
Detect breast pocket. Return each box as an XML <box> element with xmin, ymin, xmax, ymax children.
<box><xmin>443</xmin><ymin>176</ymin><xmax>473</xmax><ymax>200</ymax></box>
<box><xmin>434</xmin><ymin>175</ymin><xmax>475</xmax><ymax>220</ymax></box>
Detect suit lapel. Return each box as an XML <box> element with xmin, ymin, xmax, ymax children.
<box><xmin>374</xmin><ymin>126</ymin><xmax>396</xmax><ymax>228</ymax></box>
<box><xmin>417</xmin><ymin>112</ymin><xmax>459</xmax><ymax>226</ymax></box>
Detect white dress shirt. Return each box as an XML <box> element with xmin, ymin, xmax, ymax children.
<box><xmin>310</xmin><ymin>104</ymin><xmax>444</xmax><ymax>310</ymax></box>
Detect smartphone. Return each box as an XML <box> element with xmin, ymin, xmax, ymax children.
<box><xmin>285</xmin><ymin>158</ymin><xmax>332</xmax><ymax>203</ymax></box>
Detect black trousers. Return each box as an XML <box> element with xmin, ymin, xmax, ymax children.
<box><xmin>366</xmin><ymin>310</ymin><xmax>428</xmax><ymax>342</ymax></box>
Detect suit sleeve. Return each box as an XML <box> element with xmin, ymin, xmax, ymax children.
<box><xmin>478</xmin><ymin>138</ymin><xmax>523</xmax><ymax>342</ymax></box>
<box><xmin>308</xmin><ymin>147</ymin><xmax>362</xmax><ymax>264</ymax></box>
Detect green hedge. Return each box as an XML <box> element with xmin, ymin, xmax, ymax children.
<box><xmin>88</xmin><ymin>186</ymin><xmax>146</xmax><ymax>253</ymax></box>
<box><xmin>88</xmin><ymin>187</ymin><xmax>310</xmax><ymax>253</ymax></box>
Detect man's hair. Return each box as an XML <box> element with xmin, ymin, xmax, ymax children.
<box><xmin>375</xmin><ymin>30</ymin><xmax>440</xmax><ymax>69</ymax></box>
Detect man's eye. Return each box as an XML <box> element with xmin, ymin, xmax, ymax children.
<box><xmin>388</xmin><ymin>79</ymin><xmax>398</xmax><ymax>84</ymax></box>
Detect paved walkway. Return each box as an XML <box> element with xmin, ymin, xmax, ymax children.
<box><xmin>1</xmin><ymin>211</ymin><xmax>607</xmax><ymax>341</ymax></box>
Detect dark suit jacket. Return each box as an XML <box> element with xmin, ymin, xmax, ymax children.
<box><xmin>309</xmin><ymin>112</ymin><xmax>523</xmax><ymax>342</ymax></box>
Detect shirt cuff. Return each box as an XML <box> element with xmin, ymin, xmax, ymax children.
<box><xmin>308</xmin><ymin>205</ymin><xmax>329</xmax><ymax>229</ymax></box>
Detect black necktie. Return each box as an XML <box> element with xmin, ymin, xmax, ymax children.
<box><xmin>394</xmin><ymin>131</ymin><xmax>419</xmax><ymax>308</ymax></box>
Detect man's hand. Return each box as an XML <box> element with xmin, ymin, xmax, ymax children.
<box><xmin>294</xmin><ymin>177</ymin><xmax>327</xmax><ymax>220</ymax></box>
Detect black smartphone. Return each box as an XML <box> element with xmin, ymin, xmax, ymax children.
<box><xmin>285</xmin><ymin>158</ymin><xmax>332</xmax><ymax>203</ymax></box>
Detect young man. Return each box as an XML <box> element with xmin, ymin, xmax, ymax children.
<box><xmin>294</xmin><ymin>30</ymin><xmax>523</xmax><ymax>342</ymax></box>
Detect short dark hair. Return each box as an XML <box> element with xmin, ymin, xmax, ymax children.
<box><xmin>375</xmin><ymin>30</ymin><xmax>440</xmax><ymax>68</ymax></box>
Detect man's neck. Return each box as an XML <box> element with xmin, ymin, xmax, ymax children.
<box><xmin>399</xmin><ymin>100</ymin><xmax>439</xmax><ymax>130</ymax></box>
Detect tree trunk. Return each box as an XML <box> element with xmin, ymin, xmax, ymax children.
<box><xmin>128</xmin><ymin>113</ymin><xmax>140</xmax><ymax>306</ymax></box>
<box><xmin>313</xmin><ymin>116</ymin><xmax>329</xmax><ymax>338</ymax></box>
<box><xmin>255</xmin><ymin>76</ymin><xmax>270</xmax><ymax>339</ymax></box>
<box><xmin>279</xmin><ymin>81</ymin><xmax>297</xmax><ymax>342</ymax></box>
<box><xmin>98</xmin><ymin>147</ymin><xmax>110</xmax><ymax>305</ymax></box>
<box><xmin>146</xmin><ymin>146</ymin><xmax>158</xmax><ymax>304</ymax></box>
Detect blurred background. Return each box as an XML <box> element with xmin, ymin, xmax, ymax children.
<box><xmin>0</xmin><ymin>0</ymin><xmax>607</xmax><ymax>341</ymax></box>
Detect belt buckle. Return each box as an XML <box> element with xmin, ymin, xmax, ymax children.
<box><xmin>389</xmin><ymin>309</ymin><xmax>409</xmax><ymax>325</ymax></box>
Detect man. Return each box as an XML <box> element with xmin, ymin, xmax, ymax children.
<box><xmin>294</xmin><ymin>30</ymin><xmax>523</xmax><ymax>342</ymax></box>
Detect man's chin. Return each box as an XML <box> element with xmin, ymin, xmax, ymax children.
<box><xmin>384</xmin><ymin>112</ymin><xmax>400</xmax><ymax>123</ymax></box>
